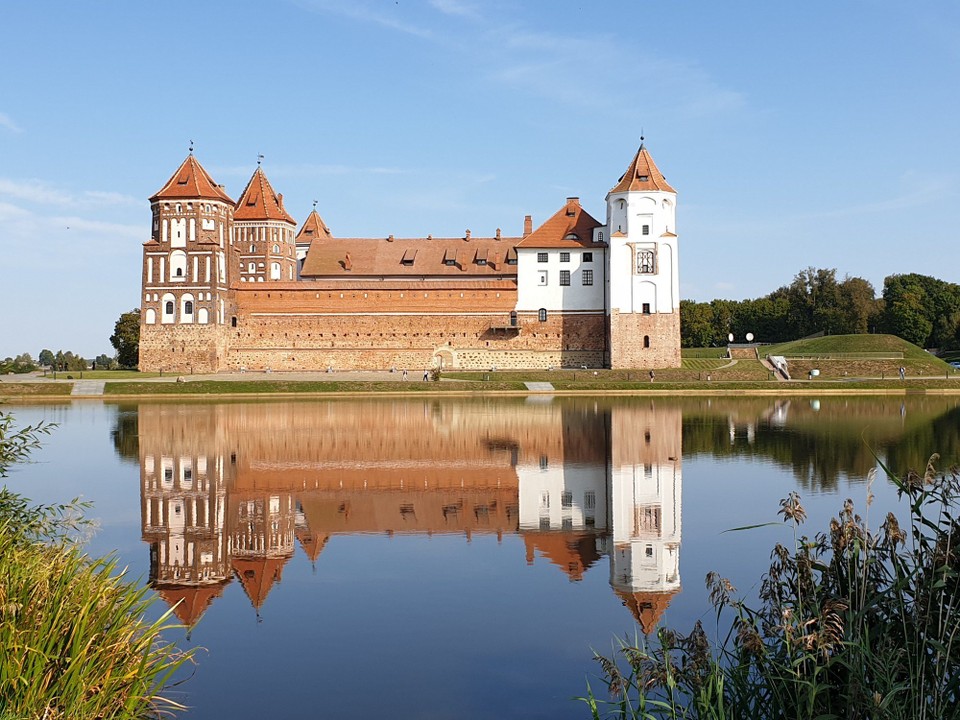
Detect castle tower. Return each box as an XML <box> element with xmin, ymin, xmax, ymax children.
<box><xmin>604</xmin><ymin>143</ymin><xmax>681</xmax><ymax>368</ymax></box>
<box><xmin>295</xmin><ymin>206</ymin><xmax>333</xmax><ymax>275</ymax></box>
<box><xmin>234</xmin><ymin>165</ymin><xmax>298</xmax><ymax>283</ymax></box>
<box><xmin>140</xmin><ymin>152</ymin><xmax>235</xmax><ymax>372</ymax></box>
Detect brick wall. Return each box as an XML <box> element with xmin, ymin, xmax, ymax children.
<box><xmin>608</xmin><ymin>311</ymin><xmax>681</xmax><ymax>369</ymax></box>
<box><xmin>139</xmin><ymin>322</ymin><xmax>229</xmax><ymax>373</ymax></box>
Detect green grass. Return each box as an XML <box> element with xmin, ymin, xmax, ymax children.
<box><xmin>102</xmin><ymin>380</ymin><xmax>530</xmax><ymax>395</ymax></box>
<box><xmin>0</xmin><ymin>415</ymin><xmax>192</xmax><ymax>719</ymax></box>
<box><xmin>766</xmin><ymin>333</ymin><xmax>935</xmax><ymax>360</ymax></box>
<box><xmin>681</xmin><ymin>347</ymin><xmax>729</xmax><ymax>358</ymax></box>
<box><xmin>0</xmin><ymin>383</ymin><xmax>73</xmax><ymax>396</ymax></box>
<box><xmin>42</xmin><ymin>370</ymin><xmax>161</xmax><ymax>380</ymax></box>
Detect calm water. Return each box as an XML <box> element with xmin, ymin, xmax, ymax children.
<box><xmin>5</xmin><ymin>395</ymin><xmax>960</xmax><ymax>719</ymax></box>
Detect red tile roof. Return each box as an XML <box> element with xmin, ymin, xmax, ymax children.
<box><xmin>615</xmin><ymin>588</ymin><xmax>680</xmax><ymax>635</ymax></box>
<box><xmin>299</xmin><ymin>234</ymin><xmax>521</xmax><ymax>278</ymax></box>
<box><xmin>296</xmin><ymin>208</ymin><xmax>333</xmax><ymax>245</ymax></box>
<box><xmin>515</xmin><ymin>197</ymin><xmax>604</xmax><ymax>249</ymax></box>
<box><xmin>155</xmin><ymin>582</ymin><xmax>230</xmax><ymax>626</ymax></box>
<box><xmin>150</xmin><ymin>154</ymin><xmax>233</xmax><ymax>204</ymax></box>
<box><xmin>609</xmin><ymin>144</ymin><xmax>675</xmax><ymax>195</ymax></box>
<box><xmin>234</xmin><ymin>167</ymin><xmax>296</xmax><ymax>224</ymax></box>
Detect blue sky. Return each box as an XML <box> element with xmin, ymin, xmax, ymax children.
<box><xmin>2</xmin><ymin>0</ymin><xmax>959</xmax><ymax>358</ymax></box>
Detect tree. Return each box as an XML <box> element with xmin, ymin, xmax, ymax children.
<box><xmin>110</xmin><ymin>309</ymin><xmax>140</xmax><ymax>369</ymax></box>
<box><xmin>679</xmin><ymin>300</ymin><xmax>716</xmax><ymax>347</ymax></box>
<box><xmin>94</xmin><ymin>354</ymin><xmax>117</xmax><ymax>371</ymax></box>
<box><xmin>38</xmin><ymin>349</ymin><xmax>54</xmax><ymax>368</ymax></box>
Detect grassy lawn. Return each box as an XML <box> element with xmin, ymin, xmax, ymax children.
<box><xmin>102</xmin><ymin>380</ymin><xmax>529</xmax><ymax>395</ymax></box>
<box><xmin>0</xmin><ymin>383</ymin><xmax>72</xmax><ymax>396</ymax></box>
<box><xmin>40</xmin><ymin>370</ymin><xmax>161</xmax><ymax>380</ymax></box>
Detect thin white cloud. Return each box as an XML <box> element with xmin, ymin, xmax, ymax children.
<box><xmin>0</xmin><ymin>112</ymin><xmax>21</xmax><ymax>133</ymax></box>
<box><xmin>293</xmin><ymin>0</ymin><xmax>432</xmax><ymax>38</ymax></box>
<box><xmin>429</xmin><ymin>0</ymin><xmax>480</xmax><ymax>20</ymax></box>
<box><xmin>0</xmin><ymin>178</ymin><xmax>141</xmax><ymax>209</ymax></box>
<box><xmin>211</xmin><ymin>162</ymin><xmax>406</xmax><ymax>179</ymax></box>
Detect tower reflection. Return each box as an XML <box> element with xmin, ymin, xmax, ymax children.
<box><xmin>138</xmin><ymin>399</ymin><xmax>682</xmax><ymax>630</ymax></box>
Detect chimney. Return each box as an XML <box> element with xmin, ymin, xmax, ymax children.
<box><xmin>495</xmin><ymin>228</ymin><xmax>501</xmax><ymax>241</ymax></box>
<box><xmin>465</xmin><ymin>229</ymin><xmax>471</xmax><ymax>241</ymax></box>
<box><xmin>344</xmin><ymin>252</ymin><xmax>352</xmax><ymax>271</ymax></box>
<box><xmin>278</xmin><ymin>193</ymin><xmax>285</xmax><ymax>209</ymax></box>
<box><xmin>387</xmin><ymin>234</ymin><xmax>394</xmax><ymax>242</ymax></box>
<box><xmin>566</xmin><ymin>197</ymin><xmax>578</xmax><ymax>216</ymax></box>
<box><xmin>523</xmin><ymin>215</ymin><xmax>532</xmax><ymax>237</ymax></box>
<box><xmin>427</xmin><ymin>234</ymin><xmax>432</xmax><ymax>240</ymax></box>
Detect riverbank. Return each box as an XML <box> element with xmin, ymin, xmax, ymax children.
<box><xmin>3</xmin><ymin>368</ymin><xmax>960</xmax><ymax>401</ymax></box>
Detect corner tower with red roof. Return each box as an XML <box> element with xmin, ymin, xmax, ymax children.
<box><xmin>604</xmin><ymin>143</ymin><xmax>681</xmax><ymax>368</ymax></box>
<box><xmin>140</xmin><ymin>152</ymin><xmax>235</xmax><ymax>372</ymax></box>
<box><xmin>234</xmin><ymin>164</ymin><xmax>298</xmax><ymax>283</ymax></box>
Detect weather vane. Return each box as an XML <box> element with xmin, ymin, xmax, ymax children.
<box><xmin>189</xmin><ymin>139</ymin><xmax>194</xmax><ymax>154</ymax></box>
<box><xmin>257</xmin><ymin>153</ymin><xmax>264</xmax><ymax>166</ymax></box>
<box><xmin>313</xmin><ymin>200</ymin><xmax>318</xmax><ymax>210</ymax></box>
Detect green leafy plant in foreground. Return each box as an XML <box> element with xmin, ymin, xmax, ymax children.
<box><xmin>583</xmin><ymin>456</ymin><xmax>960</xmax><ymax>719</ymax></box>
<box><xmin>0</xmin><ymin>412</ymin><xmax>194</xmax><ymax>719</ymax></box>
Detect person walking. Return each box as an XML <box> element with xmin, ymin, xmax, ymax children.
<box><xmin>423</xmin><ymin>369</ymin><xmax>429</xmax><ymax>381</ymax></box>
<box><xmin>402</xmin><ymin>369</ymin><xmax>408</xmax><ymax>381</ymax></box>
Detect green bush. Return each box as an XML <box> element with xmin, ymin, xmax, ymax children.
<box><xmin>0</xmin><ymin>413</ymin><xmax>194</xmax><ymax>719</ymax></box>
<box><xmin>583</xmin><ymin>457</ymin><xmax>960</xmax><ymax>719</ymax></box>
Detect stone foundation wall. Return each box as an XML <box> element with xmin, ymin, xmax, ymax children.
<box><xmin>608</xmin><ymin>311</ymin><xmax>681</xmax><ymax>369</ymax></box>
<box><xmin>139</xmin><ymin>322</ymin><xmax>229</xmax><ymax>373</ymax></box>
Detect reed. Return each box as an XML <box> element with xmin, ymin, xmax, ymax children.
<box><xmin>583</xmin><ymin>456</ymin><xmax>960</xmax><ymax>719</ymax></box>
<box><xmin>0</xmin><ymin>412</ymin><xmax>194</xmax><ymax>719</ymax></box>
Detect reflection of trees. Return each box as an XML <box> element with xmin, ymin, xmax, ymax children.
<box><xmin>681</xmin><ymin>399</ymin><xmax>960</xmax><ymax>492</ymax></box>
<box><xmin>110</xmin><ymin>405</ymin><xmax>139</xmax><ymax>464</ymax></box>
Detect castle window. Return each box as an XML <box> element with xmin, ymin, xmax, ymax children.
<box><xmin>559</xmin><ymin>270</ymin><xmax>571</xmax><ymax>286</ymax></box>
<box><xmin>248</xmin><ymin>263</ymin><xmax>255</xmax><ymax>273</ymax></box>
<box><xmin>145</xmin><ymin>308</ymin><xmax>156</xmax><ymax>324</ymax></box>
<box><xmin>184</xmin><ymin>301</ymin><xmax>193</xmax><ymax>315</ymax></box>
<box><xmin>642</xmin><ymin>224</ymin><xmax>650</xmax><ymax>235</ymax></box>
<box><xmin>596</xmin><ymin>231</ymin><xmax>603</xmax><ymax>243</ymax></box>
<box><xmin>270</xmin><ymin>262</ymin><xmax>280</xmax><ymax>280</ymax></box>
<box><xmin>231</xmin><ymin>317</ymin><xmax>238</xmax><ymax>328</ymax></box>
<box><xmin>561</xmin><ymin>491</ymin><xmax>572</xmax><ymax>508</ymax></box>
<box><xmin>538</xmin><ymin>308</ymin><xmax>547</xmax><ymax>322</ymax></box>
<box><xmin>583</xmin><ymin>252</ymin><xmax>593</xmax><ymax>262</ymax></box>
<box><xmin>538</xmin><ymin>270</ymin><xmax>548</xmax><ymax>286</ymax></box>
<box><xmin>273</xmin><ymin>244</ymin><xmax>279</xmax><ymax>253</ymax></box>
<box><xmin>560</xmin><ymin>252</ymin><xmax>570</xmax><ymax>262</ymax></box>
<box><xmin>637</xmin><ymin>249</ymin><xmax>656</xmax><ymax>274</ymax></box>
<box><xmin>639</xmin><ymin>176</ymin><xmax>649</xmax><ymax>182</ymax></box>
<box><xmin>643</xmin><ymin>335</ymin><xmax>650</xmax><ymax>348</ymax></box>
<box><xmin>249</xmin><ymin>244</ymin><xmax>255</xmax><ymax>253</ymax></box>
<box><xmin>584</xmin><ymin>491</ymin><xmax>596</xmax><ymax>510</ymax></box>
<box><xmin>642</xmin><ymin>303</ymin><xmax>651</xmax><ymax>314</ymax></box>
<box><xmin>176</xmin><ymin>203</ymin><xmax>181</xmax><ymax>213</ymax></box>
<box><xmin>582</xmin><ymin>269</ymin><xmax>593</xmax><ymax>286</ymax></box>
<box><xmin>537</xmin><ymin>252</ymin><xmax>548</xmax><ymax>263</ymax></box>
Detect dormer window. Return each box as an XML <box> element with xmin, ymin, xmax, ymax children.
<box><xmin>639</xmin><ymin>175</ymin><xmax>649</xmax><ymax>182</ymax></box>
<box><xmin>401</xmin><ymin>249</ymin><xmax>417</xmax><ymax>266</ymax></box>
<box><xmin>475</xmin><ymin>249</ymin><xmax>488</xmax><ymax>266</ymax></box>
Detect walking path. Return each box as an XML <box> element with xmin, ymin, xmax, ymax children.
<box><xmin>524</xmin><ymin>382</ymin><xmax>555</xmax><ymax>391</ymax></box>
<box><xmin>70</xmin><ymin>380</ymin><xmax>105</xmax><ymax>396</ymax></box>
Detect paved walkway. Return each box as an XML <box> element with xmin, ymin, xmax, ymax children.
<box><xmin>70</xmin><ymin>380</ymin><xmax>106</xmax><ymax>396</ymax></box>
<box><xmin>524</xmin><ymin>382</ymin><xmax>555</xmax><ymax>391</ymax></box>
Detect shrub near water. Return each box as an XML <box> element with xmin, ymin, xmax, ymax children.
<box><xmin>0</xmin><ymin>414</ymin><xmax>192</xmax><ymax>719</ymax></box>
<box><xmin>583</xmin><ymin>457</ymin><xmax>960</xmax><ymax>720</ymax></box>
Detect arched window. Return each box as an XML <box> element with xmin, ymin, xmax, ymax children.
<box><xmin>538</xmin><ymin>308</ymin><xmax>547</xmax><ymax>322</ymax></box>
<box><xmin>169</xmin><ymin>250</ymin><xmax>187</xmax><ymax>280</ymax></box>
<box><xmin>270</xmin><ymin>262</ymin><xmax>281</xmax><ymax>280</ymax></box>
<box><xmin>165</xmin><ymin>301</ymin><xmax>174</xmax><ymax>314</ymax></box>
<box><xmin>145</xmin><ymin>308</ymin><xmax>156</xmax><ymax>324</ymax></box>
<box><xmin>161</xmin><ymin>293</ymin><xmax>176</xmax><ymax>324</ymax></box>
<box><xmin>643</xmin><ymin>335</ymin><xmax>650</xmax><ymax>348</ymax></box>
<box><xmin>248</xmin><ymin>262</ymin><xmax>256</xmax><ymax>273</ymax></box>
<box><xmin>197</xmin><ymin>308</ymin><xmax>209</xmax><ymax>324</ymax></box>
<box><xmin>273</xmin><ymin>244</ymin><xmax>280</xmax><ymax>253</ymax></box>
<box><xmin>180</xmin><ymin>294</ymin><xmax>195</xmax><ymax>323</ymax></box>
<box><xmin>184</xmin><ymin>301</ymin><xmax>194</xmax><ymax>315</ymax></box>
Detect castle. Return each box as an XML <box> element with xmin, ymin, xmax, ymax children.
<box><xmin>139</xmin><ymin>143</ymin><xmax>680</xmax><ymax>372</ymax></box>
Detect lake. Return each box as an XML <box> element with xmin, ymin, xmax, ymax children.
<box><xmin>4</xmin><ymin>395</ymin><xmax>960</xmax><ymax>719</ymax></box>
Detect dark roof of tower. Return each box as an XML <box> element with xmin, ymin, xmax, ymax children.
<box><xmin>150</xmin><ymin>154</ymin><xmax>234</xmax><ymax>204</ymax></box>
<box><xmin>515</xmin><ymin>197</ymin><xmax>605</xmax><ymax>249</ymax></box>
<box><xmin>234</xmin><ymin>166</ymin><xmax>296</xmax><ymax>224</ymax></box>
<box><xmin>609</xmin><ymin>144</ymin><xmax>676</xmax><ymax>195</ymax></box>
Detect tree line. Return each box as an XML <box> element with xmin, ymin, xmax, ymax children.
<box><xmin>681</xmin><ymin>268</ymin><xmax>960</xmax><ymax>349</ymax></box>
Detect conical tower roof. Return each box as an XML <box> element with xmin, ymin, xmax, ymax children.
<box><xmin>234</xmin><ymin>166</ymin><xmax>296</xmax><ymax>224</ymax></box>
<box><xmin>296</xmin><ymin>208</ymin><xmax>334</xmax><ymax>244</ymax></box>
<box><xmin>614</xmin><ymin>588</ymin><xmax>680</xmax><ymax>635</ymax></box>
<box><xmin>155</xmin><ymin>581</ymin><xmax>230</xmax><ymax>627</ymax></box>
<box><xmin>151</xmin><ymin>154</ymin><xmax>234</xmax><ymax>204</ymax></box>
<box><xmin>609</xmin><ymin>143</ymin><xmax>675</xmax><ymax>195</ymax></box>
<box><xmin>232</xmin><ymin>556</ymin><xmax>290</xmax><ymax>611</ymax></box>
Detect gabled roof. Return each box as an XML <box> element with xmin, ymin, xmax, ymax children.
<box><xmin>234</xmin><ymin>167</ymin><xmax>296</xmax><ymax>224</ymax></box>
<box><xmin>515</xmin><ymin>197</ymin><xmax>604</xmax><ymax>249</ymax></box>
<box><xmin>150</xmin><ymin>154</ymin><xmax>233</xmax><ymax>204</ymax></box>
<box><xmin>233</xmin><ymin>556</ymin><xmax>290</xmax><ymax>610</ymax></box>
<box><xmin>296</xmin><ymin>208</ymin><xmax>333</xmax><ymax>244</ymax></box>
<box><xmin>299</xmin><ymin>234</ymin><xmax>521</xmax><ymax>277</ymax></box>
<box><xmin>609</xmin><ymin>144</ymin><xmax>675</xmax><ymax>195</ymax></box>
<box><xmin>523</xmin><ymin>530</ymin><xmax>603</xmax><ymax>582</ymax></box>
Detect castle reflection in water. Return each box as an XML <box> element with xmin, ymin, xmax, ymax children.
<box><xmin>139</xmin><ymin>399</ymin><xmax>681</xmax><ymax>631</ymax></box>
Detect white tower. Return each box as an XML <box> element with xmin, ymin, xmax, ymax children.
<box><xmin>604</xmin><ymin>142</ymin><xmax>681</xmax><ymax>368</ymax></box>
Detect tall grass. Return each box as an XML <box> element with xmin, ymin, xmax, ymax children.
<box><xmin>0</xmin><ymin>412</ymin><xmax>194</xmax><ymax>719</ymax></box>
<box><xmin>582</xmin><ymin>457</ymin><xmax>960</xmax><ymax>719</ymax></box>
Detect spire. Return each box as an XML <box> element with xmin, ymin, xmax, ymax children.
<box><xmin>150</xmin><ymin>154</ymin><xmax>233</xmax><ymax>203</ymax></box>
<box><xmin>296</xmin><ymin>207</ymin><xmax>334</xmax><ymax>244</ymax></box>
<box><xmin>234</xmin><ymin>166</ymin><xmax>296</xmax><ymax>224</ymax></box>
<box><xmin>609</xmin><ymin>143</ymin><xmax>675</xmax><ymax>195</ymax></box>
